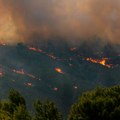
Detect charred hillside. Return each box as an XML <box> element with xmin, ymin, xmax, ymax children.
<box><xmin>0</xmin><ymin>41</ymin><xmax>120</xmax><ymax>115</ymax></box>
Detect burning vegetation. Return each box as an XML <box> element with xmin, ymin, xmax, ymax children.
<box><xmin>55</xmin><ymin>68</ymin><xmax>65</xmax><ymax>74</ymax></box>
<box><xmin>86</xmin><ymin>58</ymin><xmax>113</xmax><ymax>68</ymax></box>
<box><xmin>28</xmin><ymin>47</ymin><xmax>57</xmax><ymax>60</ymax></box>
<box><xmin>28</xmin><ymin>46</ymin><xmax>116</xmax><ymax>68</ymax></box>
<box><xmin>12</xmin><ymin>69</ymin><xmax>38</xmax><ymax>80</ymax></box>
<box><xmin>0</xmin><ymin>41</ymin><xmax>120</xmax><ymax>116</ymax></box>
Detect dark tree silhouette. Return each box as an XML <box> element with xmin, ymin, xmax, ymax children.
<box><xmin>68</xmin><ymin>86</ymin><xmax>120</xmax><ymax>120</ymax></box>
<box><xmin>33</xmin><ymin>99</ymin><xmax>62</xmax><ymax>120</ymax></box>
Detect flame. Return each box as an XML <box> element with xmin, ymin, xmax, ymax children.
<box><xmin>28</xmin><ymin>46</ymin><xmax>114</xmax><ymax>69</ymax></box>
<box><xmin>13</xmin><ymin>69</ymin><xmax>38</xmax><ymax>80</ymax></box>
<box><xmin>55</xmin><ymin>68</ymin><xmax>64</xmax><ymax>74</ymax></box>
<box><xmin>28</xmin><ymin>47</ymin><xmax>57</xmax><ymax>60</ymax></box>
<box><xmin>86</xmin><ymin>58</ymin><xmax>112</xmax><ymax>68</ymax></box>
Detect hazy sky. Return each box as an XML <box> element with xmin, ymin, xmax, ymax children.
<box><xmin>0</xmin><ymin>0</ymin><xmax>120</xmax><ymax>44</ymax></box>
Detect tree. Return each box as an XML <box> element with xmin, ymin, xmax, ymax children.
<box><xmin>8</xmin><ymin>89</ymin><xmax>26</xmax><ymax>107</ymax></box>
<box><xmin>13</xmin><ymin>105</ymin><xmax>31</xmax><ymax>120</ymax></box>
<box><xmin>0</xmin><ymin>89</ymin><xmax>31</xmax><ymax>120</ymax></box>
<box><xmin>0</xmin><ymin>110</ymin><xmax>11</xmax><ymax>120</ymax></box>
<box><xmin>68</xmin><ymin>86</ymin><xmax>120</xmax><ymax>120</ymax></box>
<box><xmin>0</xmin><ymin>101</ymin><xmax>13</xmax><ymax>115</ymax></box>
<box><xmin>33</xmin><ymin>99</ymin><xmax>62</xmax><ymax>120</ymax></box>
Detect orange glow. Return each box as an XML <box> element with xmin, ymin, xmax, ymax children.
<box><xmin>13</xmin><ymin>69</ymin><xmax>37</xmax><ymax>80</ymax></box>
<box><xmin>28</xmin><ymin>47</ymin><xmax>57</xmax><ymax>60</ymax></box>
<box><xmin>55</xmin><ymin>68</ymin><xmax>64</xmax><ymax>74</ymax></box>
<box><xmin>86</xmin><ymin>58</ymin><xmax>112</xmax><ymax>68</ymax></box>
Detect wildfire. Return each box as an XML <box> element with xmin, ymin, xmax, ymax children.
<box><xmin>86</xmin><ymin>58</ymin><xmax>112</xmax><ymax>68</ymax></box>
<box><xmin>55</xmin><ymin>68</ymin><xmax>64</xmax><ymax>74</ymax></box>
<box><xmin>13</xmin><ymin>69</ymin><xmax>37</xmax><ymax>80</ymax></box>
<box><xmin>28</xmin><ymin>47</ymin><xmax>57</xmax><ymax>60</ymax></box>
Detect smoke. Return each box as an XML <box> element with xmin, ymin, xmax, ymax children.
<box><xmin>0</xmin><ymin>0</ymin><xmax>120</xmax><ymax>44</ymax></box>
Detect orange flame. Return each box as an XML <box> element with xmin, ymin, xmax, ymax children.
<box><xmin>86</xmin><ymin>58</ymin><xmax>112</xmax><ymax>68</ymax></box>
<box><xmin>28</xmin><ymin>47</ymin><xmax>56</xmax><ymax>60</ymax></box>
<box><xmin>55</xmin><ymin>68</ymin><xmax>64</xmax><ymax>74</ymax></box>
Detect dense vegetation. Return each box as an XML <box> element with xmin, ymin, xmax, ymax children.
<box><xmin>68</xmin><ymin>86</ymin><xmax>120</xmax><ymax>120</ymax></box>
<box><xmin>0</xmin><ymin>86</ymin><xmax>120</xmax><ymax>120</ymax></box>
<box><xmin>1</xmin><ymin>44</ymin><xmax>120</xmax><ymax>117</ymax></box>
<box><xmin>0</xmin><ymin>89</ymin><xmax>62</xmax><ymax>120</ymax></box>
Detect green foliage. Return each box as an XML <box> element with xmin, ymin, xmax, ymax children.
<box><xmin>0</xmin><ymin>86</ymin><xmax>120</xmax><ymax>120</ymax></box>
<box><xmin>8</xmin><ymin>89</ymin><xmax>26</xmax><ymax>107</ymax></box>
<box><xmin>0</xmin><ymin>101</ymin><xmax>14</xmax><ymax>115</ymax></box>
<box><xmin>13</xmin><ymin>105</ymin><xmax>31</xmax><ymax>120</ymax></box>
<box><xmin>0</xmin><ymin>89</ymin><xmax>62</xmax><ymax>120</ymax></box>
<box><xmin>68</xmin><ymin>86</ymin><xmax>120</xmax><ymax>120</ymax></box>
<box><xmin>0</xmin><ymin>110</ymin><xmax>11</xmax><ymax>120</ymax></box>
<box><xmin>0</xmin><ymin>89</ymin><xmax>31</xmax><ymax>120</ymax></box>
<box><xmin>33</xmin><ymin>99</ymin><xmax>62</xmax><ymax>120</ymax></box>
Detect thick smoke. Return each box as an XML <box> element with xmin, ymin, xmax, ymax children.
<box><xmin>0</xmin><ymin>0</ymin><xmax>120</xmax><ymax>44</ymax></box>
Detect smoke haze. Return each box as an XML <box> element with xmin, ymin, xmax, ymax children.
<box><xmin>0</xmin><ymin>0</ymin><xmax>120</xmax><ymax>44</ymax></box>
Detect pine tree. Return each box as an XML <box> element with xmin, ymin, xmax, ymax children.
<box><xmin>68</xmin><ymin>86</ymin><xmax>120</xmax><ymax>120</ymax></box>
<box><xmin>13</xmin><ymin>105</ymin><xmax>31</xmax><ymax>120</ymax></box>
<box><xmin>33</xmin><ymin>99</ymin><xmax>62</xmax><ymax>120</ymax></box>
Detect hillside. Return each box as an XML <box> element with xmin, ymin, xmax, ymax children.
<box><xmin>0</xmin><ymin>41</ymin><xmax>120</xmax><ymax>115</ymax></box>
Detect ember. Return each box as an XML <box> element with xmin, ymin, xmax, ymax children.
<box><xmin>55</xmin><ymin>68</ymin><xmax>64</xmax><ymax>74</ymax></box>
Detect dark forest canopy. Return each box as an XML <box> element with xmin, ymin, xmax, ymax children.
<box><xmin>68</xmin><ymin>86</ymin><xmax>120</xmax><ymax>120</ymax></box>
<box><xmin>0</xmin><ymin>86</ymin><xmax>120</xmax><ymax>120</ymax></box>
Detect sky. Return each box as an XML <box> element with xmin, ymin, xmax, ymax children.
<box><xmin>0</xmin><ymin>0</ymin><xmax>120</xmax><ymax>44</ymax></box>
